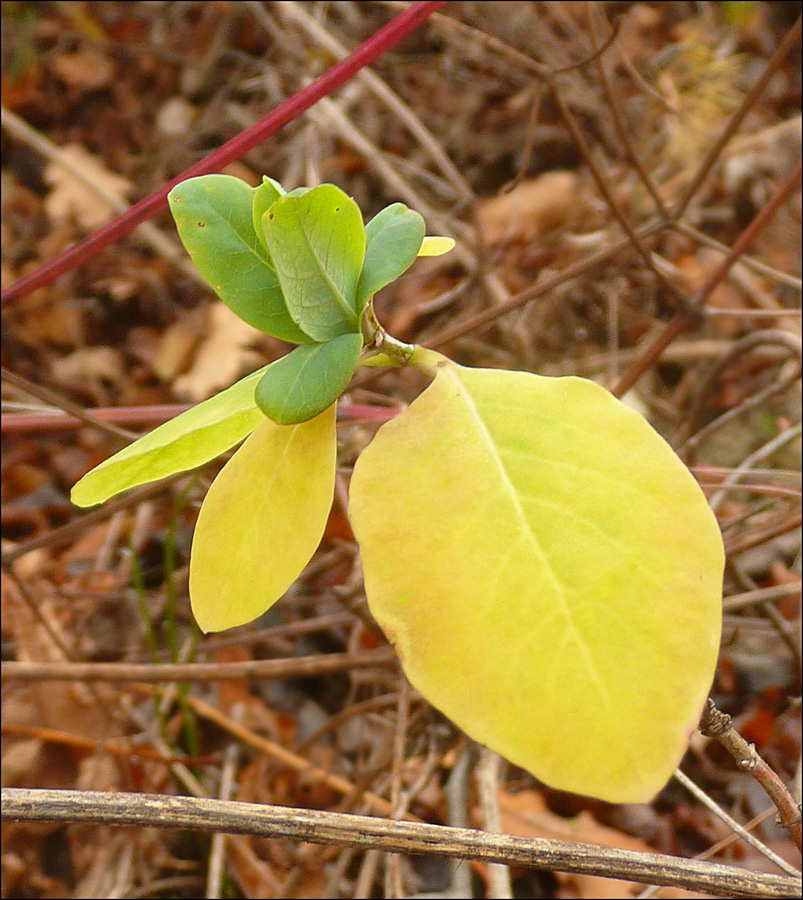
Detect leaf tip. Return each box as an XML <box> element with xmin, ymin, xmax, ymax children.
<box><xmin>418</xmin><ymin>236</ymin><xmax>455</xmax><ymax>257</ymax></box>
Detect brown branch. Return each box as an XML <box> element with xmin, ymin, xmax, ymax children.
<box><xmin>0</xmin><ymin>648</ymin><xmax>396</xmax><ymax>683</ymax></box>
<box><xmin>1</xmin><ymin>789</ymin><xmax>798</xmax><ymax>898</ymax></box>
<box><xmin>1</xmin><ymin>366</ymin><xmax>134</xmax><ymax>443</ymax></box>
<box><xmin>0</xmin><ymin>478</ymin><xmax>183</xmax><ymax>567</ymax></box>
<box><xmin>700</xmin><ymin>700</ymin><xmax>802</xmax><ymax>851</ymax></box>
<box><xmin>613</xmin><ymin>158</ymin><xmax>803</xmax><ymax>398</ymax></box>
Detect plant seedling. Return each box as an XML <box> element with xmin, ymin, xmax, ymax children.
<box><xmin>72</xmin><ymin>174</ymin><xmax>724</xmax><ymax>804</ymax></box>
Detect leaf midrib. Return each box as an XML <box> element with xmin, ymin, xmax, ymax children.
<box><xmin>446</xmin><ymin>366</ymin><xmax>610</xmax><ymax>703</ymax></box>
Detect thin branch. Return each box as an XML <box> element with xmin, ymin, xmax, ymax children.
<box><xmin>613</xmin><ymin>158</ymin><xmax>803</xmax><ymax>398</ymax></box>
<box><xmin>268</xmin><ymin>0</ymin><xmax>474</xmax><ymax>205</ymax></box>
<box><xmin>0</xmin><ymin>648</ymin><xmax>396</xmax><ymax>683</ymax></box>
<box><xmin>673</xmin><ymin>769</ymin><xmax>799</xmax><ymax>876</ymax></box>
<box><xmin>0</xmin><ymin>401</ymin><xmax>397</xmax><ymax>434</ymax></box>
<box><xmin>700</xmin><ymin>700</ymin><xmax>802</xmax><ymax>851</ymax></box>
<box><xmin>2</xmin><ymin>789</ymin><xmax>799</xmax><ymax>899</ymax></box>
<box><xmin>1</xmin><ymin>366</ymin><xmax>135</xmax><ymax>443</ymax></box>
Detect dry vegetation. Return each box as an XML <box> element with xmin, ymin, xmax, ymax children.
<box><xmin>1</xmin><ymin>2</ymin><xmax>801</xmax><ymax>898</ymax></box>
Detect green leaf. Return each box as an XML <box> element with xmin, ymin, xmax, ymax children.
<box><xmin>252</xmin><ymin>176</ymin><xmax>285</xmax><ymax>255</ymax></box>
<box><xmin>168</xmin><ymin>175</ymin><xmax>309</xmax><ymax>343</ymax></box>
<box><xmin>71</xmin><ymin>365</ymin><xmax>274</xmax><ymax>507</ymax></box>
<box><xmin>261</xmin><ymin>184</ymin><xmax>364</xmax><ymax>341</ymax></box>
<box><xmin>356</xmin><ymin>203</ymin><xmax>425</xmax><ymax>313</ymax></box>
<box><xmin>255</xmin><ymin>333</ymin><xmax>363</xmax><ymax>425</ymax></box>
<box><xmin>190</xmin><ymin>405</ymin><xmax>336</xmax><ymax>632</ymax></box>
<box><xmin>349</xmin><ymin>360</ymin><xmax>724</xmax><ymax>803</ymax></box>
<box><xmin>418</xmin><ymin>236</ymin><xmax>455</xmax><ymax>256</ymax></box>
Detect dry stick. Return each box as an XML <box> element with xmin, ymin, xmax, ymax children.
<box><xmin>701</xmin><ymin>700</ymin><xmax>802</xmax><ymax>852</ymax></box>
<box><xmin>550</xmin><ymin>82</ymin><xmax>694</xmax><ymax>318</ymax></box>
<box><xmin>712</xmin><ymin>426</ymin><xmax>803</xmax><ymax>517</ymax></box>
<box><xmin>294</xmin><ymin>693</ymin><xmax>410</xmax><ymax>755</ymax></box>
<box><xmin>177</xmin><ymin>692</ymin><xmax>403</xmax><ymax>821</ymax></box>
<box><xmin>443</xmin><ymin>746</ymin><xmax>474</xmax><ymax>897</ymax></box>
<box><xmin>673</xmin><ymin>769</ymin><xmax>799</xmax><ymax>877</ymax></box>
<box><xmin>267</xmin><ymin>0</ymin><xmax>474</xmax><ymax>205</ymax></box>
<box><xmin>0</xmin><ymin>0</ymin><xmax>448</xmax><ymax>307</ymax></box>
<box><xmin>414</xmin><ymin>10</ymin><xmax>802</xmax><ymax>391</ymax></box>
<box><xmin>0</xmin><ymin>647</ymin><xmax>396</xmax><ymax>683</ymax></box>
<box><xmin>724</xmin><ymin>502</ymin><xmax>802</xmax><ymax>559</ymax></box>
<box><xmin>0</xmin><ymin>405</ymin><xmax>191</xmax><ymax>434</ymax></box>
<box><xmin>386</xmin><ymin>677</ymin><xmax>411</xmax><ymax>899</ymax></box>
<box><xmin>675</xmin><ymin>221</ymin><xmax>802</xmax><ymax>291</ymax></box>
<box><xmin>206</xmin><ymin>704</ymin><xmax>243</xmax><ymax>900</ymax></box>
<box><xmin>1</xmin><ymin>722</ymin><xmax>217</xmax><ymax>768</ymax></box>
<box><xmin>548</xmin><ymin>11</ymin><xmax>693</xmax><ymax>319</ymax></box>
<box><xmin>476</xmin><ymin>749</ymin><xmax>513</xmax><ymax>899</ymax></box>
<box><xmin>0</xmin><ymin>400</ymin><xmax>394</xmax><ymax>434</ymax></box>
<box><xmin>609</xmin><ymin>12</ymin><xmax>802</xmax><ymax>398</ymax></box>
<box><xmin>723</xmin><ymin>582</ymin><xmax>803</xmax><ymax>613</ymax></box>
<box><xmin>1</xmin><ymin>366</ymin><xmax>135</xmax><ymax>443</ymax></box>
<box><xmin>613</xmin><ymin>158</ymin><xmax>803</xmax><ymax>398</ymax></box>
<box><xmin>430</xmin><ymin>217</ymin><xmax>665</xmax><ymax>348</ymax></box>
<box><xmin>0</xmin><ymin>476</ymin><xmax>184</xmax><ymax>567</ymax></box>
<box><xmin>588</xmin><ymin>5</ymin><xmax>669</xmax><ymax>217</ymax></box>
<box><xmin>636</xmin><ymin>808</ymin><xmax>785</xmax><ymax>900</ymax></box>
<box><xmin>679</xmin><ymin>329</ymin><xmax>802</xmax><ymax>459</ymax></box>
<box><xmin>2</xmin><ymin>789</ymin><xmax>799</xmax><ymax>899</ymax></box>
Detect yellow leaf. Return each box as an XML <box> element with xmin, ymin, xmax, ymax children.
<box><xmin>190</xmin><ymin>405</ymin><xmax>336</xmax><ymax>632</ymax></box>
<box><xmin>349</xmin><ymin>360</ymin><xmax>723</xmax><ymax>803</ymax></box>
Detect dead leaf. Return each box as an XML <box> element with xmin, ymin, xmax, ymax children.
<box><xmin>44</xmin><ymin>144</ymin><xmax>131</xmax><ymax>230</ymax></box>
<box><xmin>491</xmin><ymin>789</ymin><xmax>706</xmax><ymax>899</ymax></box>
<box><xmin>476</xmin><ymin>171</ymin><xmax>581</xmax><ymax>246</ymax></box>
<box><xmin>50</xmin><ymin>346</ymin><xmax>123</xmax><ymax>389</ymax></box>
<box><xmin>172</xmin><ymin>302</ymin><xmax>265</xmax><ymax>402</ymax></box>
<box><xmin>11</xmin><ymin>287</ymin><xmax>86</xmax><ymax>348</ymax></box>
<box><xmin>48</xmin><ymin>48</ymin><xmax>114</xmax><ymax>92</ymax></box>
<box><xmin>152</xmin><ymin>308</ymin><xmax>207</xmax><ymax>382</ymax></box>
<box><xmin>155</xmin><ymin>96</ymin><xmax>196</xmax><ymax>136</ymax></box>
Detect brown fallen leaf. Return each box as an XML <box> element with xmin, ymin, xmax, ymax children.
<box><xmin>44</xmin><ymin>144</ymin><xmax>131</xmax><ymax>230</ymax></box>
<box><xmin>489</xmin><ymin>789</ymin><xmax>707</xmax><ymax>899</ymax></box>
<box><xmin>172</xmin><ymin>302</ymin><xmax>265</xmax><ymax>402</ymax></box>
<box><xmin>475</xmin><ymin>171</ymin><xmax>581</xmax><ymax>246</ymax></box>
<box><xmin>48</xmin><ymin>48</ymin><xmax>114</xmax><ymax>93</ymax></box>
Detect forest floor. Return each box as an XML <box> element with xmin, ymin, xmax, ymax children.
<box><xmin>1</xmin><ymin>2</ymin><xmax>801</xmax><ymax>898</ymax></box>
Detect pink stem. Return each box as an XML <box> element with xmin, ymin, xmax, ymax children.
<box><xmin>1</xmin><ymin>403</ymin><xmax>398</xmax><ymax>433</ymax></box>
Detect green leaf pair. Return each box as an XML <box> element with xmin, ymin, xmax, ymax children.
<box><xmin>168</xmin><ymin>175</ymin><xmax>449</xmax><ymax>425</ymax></box>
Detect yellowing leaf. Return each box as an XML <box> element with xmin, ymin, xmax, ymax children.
<box><xmin>71</xmin><ymin>364</ymin><xmax>272</xmax><ymax>507</ymax></box>
<box><xmin>349</xmin><ymin>360</ymin><xmax>723</xmax><ymax>803</ymax></box>
<box><xmin>190</xmin><ymin>405</ymin><xmax>336</xmax><ymax>632</ymax></box>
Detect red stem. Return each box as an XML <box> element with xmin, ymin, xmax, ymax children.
<box><xmin>1</xmin><ymin>1</ymin><xmax>449</xmax><ymax>307</ymax></box>
<box><xmin>1</xmin><ymin>403</ymin><xmax>398</xmax><ymax>433</ymax></box>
